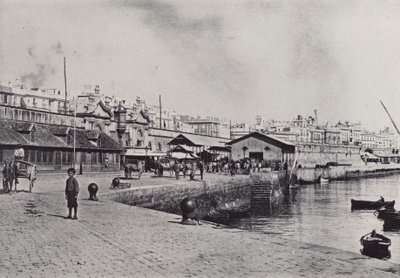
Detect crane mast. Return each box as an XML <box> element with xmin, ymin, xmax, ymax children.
<box><xmin>380</xmin><ymin>100</ymin><xmax>400</xmax><ymax>135</ymax></box>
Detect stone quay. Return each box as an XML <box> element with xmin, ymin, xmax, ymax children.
<box><xmin>1</xmin><ymin>170</ymin><xmax>400</xmax><ymax>277</ymax></box>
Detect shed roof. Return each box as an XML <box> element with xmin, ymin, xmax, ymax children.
<box><xmin>169</xmin><ymin>144</ymin><xmax>194</xmax><ymax>153</ymax></box>
<box><xmin>0</xmin><ymin>119</ymin><xmax>122</xmax><ymax>151</ymax></box>
<box><xmin>227</xmin><ymin>132</ymin><xmax>295</xmax><ymax>153</ymax></box>
<box><xmin>168</xmin><ymin>133</ymin><xmax>228</xmax><ymax>148</ymax></box>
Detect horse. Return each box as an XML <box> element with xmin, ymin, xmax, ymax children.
<box><xmin>2</xmin><ymin>161</ymin><xmax>9</xmax><ymax>192</ymax></box>
<box><xmin>2</xmin><ymin>160</ymin><xmax>19</xmax><ymax>194</ymax></box>
<box><xmin>172</xmin><ymin>161</ymin><xmax>189</xmax><ymax>180</ymax></box>
<box><xmin>124</xmin><ymin>161</ymin><xmax>143</xmax><ymax>179</ymax></box>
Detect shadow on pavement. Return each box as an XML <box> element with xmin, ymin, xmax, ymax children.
<box><xmin>47</xmin><ymin>213</ymin><xmax>69</xmax><ymax>219</ymax></box>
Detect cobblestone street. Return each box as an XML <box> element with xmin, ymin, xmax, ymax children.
<box><xmin>1</xmin><ymin>172</ymin><xmax>400</xmax><ymax>277</ymax></box>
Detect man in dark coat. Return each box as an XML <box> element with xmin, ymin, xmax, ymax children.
<box><xmin>65</xmin><ymin>168</ymin><xmax>79</xmax><ymax>219</ymax></box>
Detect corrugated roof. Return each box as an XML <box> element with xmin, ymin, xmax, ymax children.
<box><xmin>0</xmin><ymin>119</ymin><xmax>122</xmax><ymax>151</ymax></box>
<box><xmin>227</xmin><ymin>132</ymin><xmax>295</xmax><ymax>153</ymax></box>
<box><xmin>168</xmin><ymin>133</ymin><xmax>229</xmax><ymax>148</ymax></box>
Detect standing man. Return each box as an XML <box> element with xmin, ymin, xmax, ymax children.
<box><xmin>65</xmin><ymin>168</ymin><xmax>79</xmax><ymax>220</ymax></box>
<box><xmin>199</xmin><ymin>160</ymin><xmax>204</xmax><ymax>180</ymax></box>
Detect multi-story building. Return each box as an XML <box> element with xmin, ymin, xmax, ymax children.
<box><xmin>361</xmin><ymin>131</ymin><xmax>377</xmax><ymax>149</ymax></box>
<box><xmin>0</xmin><ymin>84</ymin><xmax>69</xmax><ymax>114</ymax></box>
<box><xmin>308</xmin><ymin>128</ymin><xmax>325</xmax><ymax>144</ymax></box>
<box><xmin>324</xmin><ymin>128</ymin><xmax>341</xmax><ymax>145</ymax></box>
<box><xmin>185</xmin><ymin>117</ymin><xmax>230</xmax><ymax>138</ymax></box>
<box><xmin>291</xmin><ymin>114</ymin><xmax>315</xmax><ymax>128</ymax></box>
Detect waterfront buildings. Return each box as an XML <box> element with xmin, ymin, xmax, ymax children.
<box><xmin>0</xmin><ymin>119</ymin><xmax>121</xmax><ymax>171</ymax></box>
<box><xmin>1</xmin><ymin>78</ymin><xmax>400</xmax><ymax>171</ymax></box>
<box><xmin>227</xmin><ymin>132</ymin><xmax>296</xmax><ymax>166</ymax></box>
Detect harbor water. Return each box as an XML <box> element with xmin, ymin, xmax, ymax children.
<box><xmin>228</xmin><ymin>175</ymin><xmax>400</xmax><ymax>263</ymax></box>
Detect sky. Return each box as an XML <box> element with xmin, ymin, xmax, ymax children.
<box><xmin>1</xmin><ymin>0</ymin><xmax>400</xmax><ymax>131</ymax></box>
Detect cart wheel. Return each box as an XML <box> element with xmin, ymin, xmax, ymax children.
<box><xmin>112</xmin><ymin>177</ymin><xmax>120</xmax><ymax>188</ymax></box>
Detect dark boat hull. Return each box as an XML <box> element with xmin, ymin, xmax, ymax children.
<box><xmin>351</xmin><ymin>199</ymin><xmax>395</xmax><ymax>210</ymax></box>
<box><xmin>384</xmin><ymin>215</ymin><xmax>400</xmax><ymax>226</ymax></box>
<box><xmin>376</xmin><ymin>208</ymin><xmax>400</xmax><ymax>220</ymax></box>
<box><xmin>361</xmin><ymin>248</ymin><xmax>391</xmax><ymax>259</ymax></box>
<box><xmin>360</xmin><ymin>233</ymin><xmax>391</xmax><ymax>259</ymax></box>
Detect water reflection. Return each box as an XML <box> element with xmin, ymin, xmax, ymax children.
<box><xmin>227</xmin><ymin>176</ymin><xmax>400</xmax><ymax>263</ymax></box>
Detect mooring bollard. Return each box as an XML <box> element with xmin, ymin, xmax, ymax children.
<box><xmin>180</xmin><ymin>197</ymin><xmax>200</xmax><ymax>225</ymax></box>
<box><xmin>88</xmin><ymin>183</ymin><xmax>99</xmax><ymax>201</ymax></box>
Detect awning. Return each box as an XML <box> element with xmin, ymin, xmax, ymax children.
<box><xmin>169</xmin><ymin>144</ymin><xmax>194</xmax><ymax>153</ymax></box>
<box><xmin>169</xmin><ymin>152</ymin><xmax>199</xmax><ymax>160</ymax></box>
<box><xmin>125</xmin><ymin>149</ymin><xmax>166</xmax><ymax>157</ymax></box>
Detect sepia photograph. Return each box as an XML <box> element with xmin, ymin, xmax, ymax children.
<box><xmin>0</xmin><ymin>0</ymin><xmax>400</xmax><ymax>277</ymax></box>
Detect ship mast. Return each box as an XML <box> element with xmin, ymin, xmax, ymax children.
<box><xmin>380</xmin><ymin>100</ymin><xmax>400</xmax><ymax>135</ymax></box>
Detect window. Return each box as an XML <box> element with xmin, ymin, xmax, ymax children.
<box><xmin>37</xmin><ymin>151</ymin><xmax>42</xmax><ymax>163</ymax></box>
<box><xmin>30</xmin><ymin>131</ymin><xmax>36</xmax><ymax>142</ymax></box>
<box><xmin>136</xmin><ymin>129</ymin><xmax>144</xmax><ymax>147</ymax></box>
<box><xmin>67</xmin><ymin>152</ymin><xmax>73</xmax><ymax>163</ymax></box>
<box><xmin>91</xmin><ymin>152</ymin><xmax>97</xmax><ymax>164</ymax></box>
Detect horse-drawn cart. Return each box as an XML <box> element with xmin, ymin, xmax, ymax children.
<box><xmin>153</xmin><ymin>157</ymin><xmax>175</xmax><ymax>177</ymax></box>
<box><xmin>2</xmin><ymin>160</ymin><xmax>37</xmax><ymax>193</ymax></box>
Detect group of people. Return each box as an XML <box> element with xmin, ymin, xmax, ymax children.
<box><xmin>204</xmin><ymin>159</ymin><xmax>289</xmax><ymax>176</ymax></box>
<box><xmin>171</xmin><ymin>160</ymin><xmax>204</xmax><ymax>180</ymax></box>
<box><xmin>167</xmin><ymin>158</ymin><xmax>290</xmax><ymax>180</ymax></box>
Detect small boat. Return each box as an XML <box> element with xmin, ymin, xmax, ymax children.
<box><xmin>360</xmin><ymin>230</ymin><xmax>391</xmax><ymax>259</ymax></box>
<box><xmin>351</xmin><ymin>199</ymin><xmax>395</xmax><ymax>210</ymax></box>
<box><xmin>320</xmin><ymin>177</ymin><xmax>329</xmax><ymax>184</ymax></box>
<box><xmin>383</xmin><ymin>214</ymin><xmax>400</xmax><ymax>226</ymax></box>
<box><xmin>375</xmin><ymin>206</ymin><xmax>399</xmax><ymax>220</ymax></box>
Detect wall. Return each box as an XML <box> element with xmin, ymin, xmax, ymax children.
<box><xmin>103</xmin><ymin>172</ymin><xmax>287</xmax><ymax>219</ymax></box>
<box><xmin>296</xmin><ymin>143</ymin><xmax>361</xmax><ymax>167</ymax></box>
<box><xmin>297</xmin><ymin>165</ymin><xmax>400</xmax><ymax>183</ymax></box>
<box><xmin>0</xmin><ymin>147</ymin><xmax>120</xmax><ymax>172</ymax></box>
<box><xmin>104</xmin><ymin>176</ymin><xmax>252</xmax><ymax>216</ymax></box>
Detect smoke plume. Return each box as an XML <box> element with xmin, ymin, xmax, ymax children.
<box><xmin>20</xmin><ymin>42</ymin><xmax>64</xmax><ymax>87</ymax></box>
